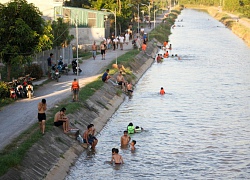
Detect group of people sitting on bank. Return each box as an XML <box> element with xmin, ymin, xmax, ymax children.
<box><xmin>102</xmin><ymin>69</ymin><xmax>133</xmax><ymax>96</ymax></box>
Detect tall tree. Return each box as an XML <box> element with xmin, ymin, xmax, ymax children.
<box><xmin>0</xmin><ymin>0</ymin><xmax>53</xmax><ymax>80</ymax></box>
<box><xmin>51</xmin><ymin>18</ymin><xmax>74</xmax><ymax>48</ymax></box>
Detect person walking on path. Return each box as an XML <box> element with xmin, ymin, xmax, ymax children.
<box><xmin>47</xmin><ymin>53</ymin><xmax>53</xmax><ymax>78</ymax></box>
<box><xmin>38</xmin><ymin>99</ymin><xmax>47</xmax><ymax>135</ymax></box>
<box><xmin>71</xmin><ymin>78</ymin><xmax>80</xmax><ymax>101</ymax></box>
<box><xmin>125</xmin><ymin>32</ymin><xmax>130</xmax><ymax>45</ymax></box>
<box><xmin>100</xmin><ymin>42</ymin><xmax>106</xmax><ymax>60</ymax></box>
<box><xmin>92</xmin><ymin>41</ymin><xmax>97</xmax><ymax>60</ymax></box>
<box><xmin>119</xmin><ymin>34</ymin><xmax>124</xmax><ymax>50</ymax></box>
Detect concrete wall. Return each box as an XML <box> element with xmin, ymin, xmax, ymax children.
<box><xmin>69</xmin><ymin>27</ymin><xmax>106</xmax><ymax>46</ymax></box>
<box><xmin>33</xmin><ymin>46</ymin><xmax>73</xmax><ymax>75</ymax></box>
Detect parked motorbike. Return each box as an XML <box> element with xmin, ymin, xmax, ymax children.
<box><xmin>16</xmin><ymin>84</ymin><xmax>26</xmax><ymax>98</ymax></box>
<box><xmin>72</xmin><ymin>59</ymin><xmax>82</xmax><ymax>75</ymax></box>
<box><xmin>57</xmin><ymin>56</ymin><xmax>69</xmax><ymax>75</ymax></box>
<box><xmin>51</xmin><ymin>64</ymin><xmax>60</xmax><ymax>82</ymax></box>
<box><xmin>8</xmin><ymin>82</ymin><xmax>17</xmax><ymax>100</ymax></box>
<box><xmin>26</xmin><ymin>84</ymin><xmax>34</xmax><ymax>99</ymax></box>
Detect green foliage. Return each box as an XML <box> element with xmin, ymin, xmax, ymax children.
<box><xmin>0</xmin><ymin>98</ymin><xmax>15</xmax><ymax>109</ymax></box>
<box><xmin>24</xmin><ymin>64</ymin><xmax>43</xmax><ymax>80</ymax></box>
<box><xmin>0</xmin><ymin>0</ymin><xmax>53</xmax><ymax>80</ymax></box>
<box><xmin>0</xmin><ymin>82</ymin><xmax>9</xmax><ymax>98</ymax></box>
<box><xmin>51</xmin><ymin>18</ymin><xmax>74</xmax><ymax>48</ymax></box>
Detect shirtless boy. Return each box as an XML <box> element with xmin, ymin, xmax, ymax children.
<box><xmin>111</xmin><ymin>148</ymin><xmax>124</xmax><ymax>164</ymax></box>
<box><xmin>116</xmin><ymin>71</ymin><xmax>125</xmax><ymax>91</ymax></box>
<box><xmin>38</xmin><ymin>99</ymin><xmax>47</xmax><ymax>135</ymax></box>
<box><xmin>130</xmin><ymin>140</ymin><xmax>136</xmax><ymax>151</ymax></box>
<box><xmin>83</xmin><ymin>124</ymin><xmax>98</xmax><ymax>149</ymax></box>
<box><xmin>92</xmin><ymin>41</ymin><xmax>97</xmax><ymax>60</ymax></box>
<box><xmin>121</xmin><ymin>130</ymin><xmax>131</xmax><ymax>147</ymax></box>
<box><xmin>54</xmin><ymin>107</ymin><xmax>70</xmax><ymax>133</ymax></box>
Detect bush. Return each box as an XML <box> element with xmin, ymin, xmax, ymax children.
<box><xmin>0</xmin><ymin>82</ymin><xmax>9</xmax><ymax>98</ymax></box>
<box><xmin>24</xmin><ymin>64</ymin><xmax>43</xmax><ymax>80</ymax></box>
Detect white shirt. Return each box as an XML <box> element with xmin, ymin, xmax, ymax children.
<box><xmin>119</xmin><ymin>36</ymin><xmax>124</xmax><ymax>43</ymax></box>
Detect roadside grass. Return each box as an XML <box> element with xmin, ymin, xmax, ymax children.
<box><xmin>0</xmin><ymin>47</ymin><xmax>142</xmax><ymax>177</ymax></box>
<box><xmin>0</xmin><ymin>98</ymin><xmax>15</xmax><ymax>109</ymax></box>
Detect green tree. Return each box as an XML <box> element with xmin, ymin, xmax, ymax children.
<box><xmin>0</xmin><ymin>0</ymin><xmax>53</xmax><ymax>80</ymax></box>
<box><xmin>51</xmin><ymin>18</ymin><xmax>74</xmax><ymax>48</ymax></box>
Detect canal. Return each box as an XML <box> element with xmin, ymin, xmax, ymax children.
<box><xmin>66</xmin><ymin>9</ymin><xmax>250</xmax><ymax>179</ymax></box>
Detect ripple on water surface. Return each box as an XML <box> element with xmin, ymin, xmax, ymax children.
<box><xmin>66</xmin><ymin>9</ymin><xmax>250</xmax><ymax>179</ymax></box>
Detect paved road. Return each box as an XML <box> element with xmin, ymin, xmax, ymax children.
<box><xmin>0</xmin><ymin>12</ymin><xmax>166</xmax><ymax>150</ymax></box>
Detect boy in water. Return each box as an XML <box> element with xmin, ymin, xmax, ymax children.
<box><xmin>160</xmin><ymin>87</ymin><xmax>165</xmax><ymax>95</ymax></box>
<box><xmin>130</xmin><ymin>140</ymin><xmax>136</xmax><ymax>151</ymax></box>
<box><xmin>121</xmin><ymin>130</ymin><xmax>131</xmax><ymax>147</ymax></box>
<box><xmin>111</xmin><ymin>148</ymin><xmax>124</xmax><ymax>164</ymax></box>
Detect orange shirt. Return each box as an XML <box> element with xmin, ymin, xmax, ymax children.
<box><xmin>163</xmin><ymin>41</ymin><xmax>168</xmax><ymax>47</ymax></box>
<box><xmin>142</xmin><ymin>44</ymin><xmax>147</xmax><ymax>51</ymax></box>
<box><xmin>160</xmin><ymin>89</ymin><xmax>165</xmax><ymax>95</ymax></box>
<box><xmin>72</xmin><ymin>81</ymin><xmax>79</xmax><ymax>89</ymax></box>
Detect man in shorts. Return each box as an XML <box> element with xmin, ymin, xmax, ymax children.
<box><xmin>92</xmin><ymin>41</ymin><xmax>97</xmax><ymax>60</ymax></box>
<box><xmin>100</xmin><ymin>42</ymin><xmax>106</xmax><ymax>60</ymax></box>
<box><xmin>54</xmin><ymin>107</ymin><xmax>70</xmax><ymax>133</ymax></box>
<box><xmin>38</xmin><ymin>99</ymin><xmax>47</xmax><ymax>135</ymax></box>
<box><xmin>71</xmin><ymin>78</ymin><xmax>80</xmax><ymax>101</ymax></box>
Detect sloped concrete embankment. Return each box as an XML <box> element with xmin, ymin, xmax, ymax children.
<box><xmin>0</xmin><ymin>40</ymin><xmax>159</xmax><ymax>180</ymax></box>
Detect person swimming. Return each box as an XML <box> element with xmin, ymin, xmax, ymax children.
<box><xmin>127</xmin><ymin>122</ymin><xmax>135</xmax><ymax>134</ymax></box>
<box><xmin>160</xmin><ymin>87</ymin><xmax>165</xmax><ymax>95</ymax></box>
<box><xmin>135</xmin><ymin>126</ymin><xmax>144</xmax><ymax>133</ymax></box>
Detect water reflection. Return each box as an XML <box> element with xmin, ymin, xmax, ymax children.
<box><xmin>66</xmin><ymin>9</ymin><xmax>250</xmax><ymax>179</ymax></box>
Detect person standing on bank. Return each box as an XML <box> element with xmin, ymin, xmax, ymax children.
<box><xmin>38</xmin><ymin>99</ymin><xmax>47</xmax><ymax>135</ymax></box>
<box><xmin>47</xmin><ymin>53</ymin><xmax>53</xmax><ymax>78</ymax></box>
<box><xmin>71</xmin><ymin>78</ymin><xmax>80</xmax><ymax>101</ymax></box>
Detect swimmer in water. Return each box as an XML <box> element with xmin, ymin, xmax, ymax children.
<box><xmin>121</xmin><ymin>130</ymin><xmax>131</xmax><ymax>147</ymax></box>
<box><xmin>130</xmin><ymin>140</ymin><xmax>136</xmax><ymax>151</ymax></box>
<box><xmin>135</xmin><ymin>126</ymin><xmax>144</xmax><ymax>133</ymax></box>
<box><xmin>111</xmin><ymin>148</ymin><xmax>124</xmax><ymax>164</ymax></box>
<box><xmin>160</xmin><ymin>87</ymin><xmax>165</xmax><ymax>95</ymax></box>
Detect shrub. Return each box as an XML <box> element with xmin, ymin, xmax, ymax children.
<box><xmin>24</xmin><ymin>64</ymin><xmax>43</xmax><ymax>80</ymax></box>
<box><xmin>0</xmin><ymin>82</ymin><xmax>9</xmax><ymax>98</ymax></box>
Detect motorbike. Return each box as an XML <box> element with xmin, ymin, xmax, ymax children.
<box><xmin>51</xmin><ymin>64</ymin><xmax>60</xmax><ymax>82</ymax></box>
<box><xmin>72</xmin><ymin>59</ymin><xmax>82</xmax><ymax>75</ymax></box>
<box><xmin>57</xmin><ymin>57</ymin><xmax>69</xmax><ymax>75</ymax></box>
<box><xmin>8</xmin><ymin>82</ymin><xmax>17</xmax><ymax>100</ymax></box>
<box><xmin>16</xmin><ymin>84</ymin><xmax>26</xmax><ymax>98</ymax></box>
<box><xmin>26</xmin><ymin>84</ymin><xmax>34</xmax><ymax>99</ymax></box>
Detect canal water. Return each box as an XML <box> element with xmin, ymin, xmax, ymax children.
<box><xmin>66</xmin><ymin>9</ymin><xmax>250</xmax><ymax>179</ymax></box>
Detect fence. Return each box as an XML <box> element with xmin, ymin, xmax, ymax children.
<box><xmin>33</xmin><ymin>45</ymin><xmax>73</xmax><ymax>75</ymax></box>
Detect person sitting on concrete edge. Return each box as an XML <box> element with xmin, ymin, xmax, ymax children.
<box><xmin>54</xmin><ymin>107</ymin><xmax>70</xmax><ymax>133</ymax></box>
<box><xmin>71</xmin><ymin>78</ymin><xmax>80</xmax><ymax>102</ymax></box>
<box><xmin>102</xmin><ymin>69</ymin><xmax>111</xmax><ymax>82</ymax></box>
<box><xmin>126</xmin><ymin>81</ymin><xmax>133</xmax><ymax>95</ymax></box>
<box><xmin>116</xmin><ymin>71</ymin><xmax>126</xmax><ymax>91</ymax></box>
<box><xmin>83</xmin><ymin>124</ymin><xmax>98</xmax><ymax>149</ymax></box>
